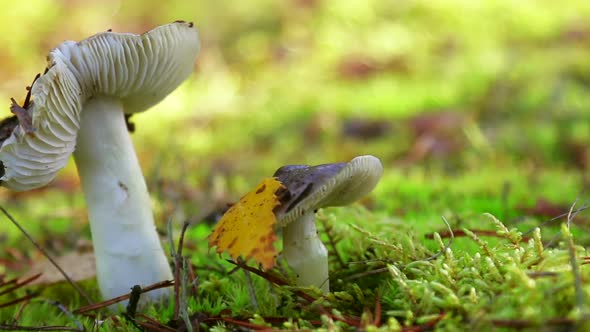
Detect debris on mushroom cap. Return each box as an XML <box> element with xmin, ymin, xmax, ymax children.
<box><xmin>273</xmin><ymin>155</ymin><xmax>383</xmax><ymax>227</ymax></box>
<box><xmin>0</xmin><ymin>22</ymin><xmax>200</xmax><ymax>191</ymax></box>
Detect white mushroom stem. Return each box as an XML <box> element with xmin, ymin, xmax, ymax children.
<box><xmin>73</xmin><ymin>97</ymin><xmax>172</xmax><ymax>305</ymax></box>
<box><xmin>282</xmin><ymin>210</ymin><xmax>329</xmax><ymax>292</ymax></box>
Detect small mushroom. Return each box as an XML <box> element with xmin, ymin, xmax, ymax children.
<box><xmin>0</xmin><ymin>22</ymin><xmax>200</xmax><ymax>305</ymax></box>
<box><xmin>273</xmin><ymin>155</ymin><xmax>383</xmax><ymax>292</ymax></box>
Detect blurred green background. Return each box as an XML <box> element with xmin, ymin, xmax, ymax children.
<box><xmin>1</xmin><ymin>0</ymin><xmax>590</xmax><ymax>253</ymax></box>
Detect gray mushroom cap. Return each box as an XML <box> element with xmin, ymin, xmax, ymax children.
<box><xmin>0</xmin><ymin>22</ymin><xmax>200</xmax><ymax>191</ymax></box>
<box><xmin>273</xmin><ymin>155</ymin><xmax>383</xmax><ymax>226</ymax></box>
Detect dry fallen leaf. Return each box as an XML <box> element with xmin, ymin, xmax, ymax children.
<box><xmin>24</xmin><ymin>251</ymin><xmax>96</xmax><ymax>285</ymax></box>
<box><xmin>208</xmin><ymin>178</ymin><xmax>286</xmax><ymax>269</ymax></box>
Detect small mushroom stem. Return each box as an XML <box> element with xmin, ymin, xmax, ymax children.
<box><xmin>73</xmin><ymin>97</ymin><xmax>172</xmax><ymax>306</ymax></box>
<box><xmin>282</xmin><ymin>210</ymin><xmax>329</xmax><ymax>292</ymax></box>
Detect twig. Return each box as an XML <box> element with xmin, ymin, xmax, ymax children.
<box><xmin>422</xmin><ymin>216</ymin><xmax>454</xmax><ymax>262</ymax></box>
<box><xmin>74</xmin><ymin>280</ymin><xmax>173</xmax><ymax>314</ymax></box>
<box><xmin>342</xmin><ymin>267</ymin><xmax>388</xmax><ymax>281</ymax></box>
<box><xmin>373</xmin><ymin>292</ymin><xmax>382</xmax><ymax>327</ymax></box>
<box><xmin>242</xmin><ymin>265</ymin><xmax>259</xmax><ymax>311</ymax></box>
<box><xmin>402</xmin><ymin>313</ymin><xmax>446</xmax><ymax>331</ymax></box>
<box><xmin>0</xmin><ymin>206</ymin><xmax>93</xmax><ymax>305</ymax></box>
<box><xmin>0</xmin><ymin>273</ymin><xmax>41</xmax><ymax>297</ymax></box>
<box><xmin>568</xmin><ymin>197</ymin><xmax>590</xmax><ymax>228</ymax></box>
<box><xmin>187</xmin><ymin>263</ymin><xmax>199</xmax><ymax>298</ymax></box>
<box><xmin>316</xmin><ymin>305</ymin><xmax>360</xmax><ymax>327</ymax></box>
<box><xmin>226</xmin><ymin>260</ymin><xmax>316</xmax><ymax>303</ymax></box>
<box><xmin>136</xmin><ymin>314</ymin><xmax>177</xmax><ymax>332</ymax></box>
<box><xmin>0</xmin><ymin>325</ymin><xmax>80</xmax><ymax>331</ymax></box>
<box><xmin>125</xmin><ymin>285</ymin><xmax>142</xmax><ymax>318</ymax></box>
<box><xmin>0</xmin><ymin>292</ymin><xmax>38</xmax><ymax>310</ymax></box>
<box><xmin>218</xmin><ymin>317</ymin><xmax>274</xmax><ymax>331</ymax></box>
<box><xmin>564</xmin><ymin>223</ymin><xmax>585</xmax><ymax>321</ymax></box>
<box><xmin>12</xmin><ymin>297</ymin><xmax>31</xmax><ymax>322</ymax></box>
<box><xmin>43</xmin><ymin>300</ymin><xmax>85</xmax><ymax>332</ymax></box>
<box><xmin>180</xmin><ymin>258</ymin><xmax>193</xmax><ymax>332</ymax></box>
<box><xmin>522</xmin><ymin>206</ymin><xmax>590</xmax><ymax>236</ymax></box>
<box><xmin>172</xmin><ymin>221</ymin><xmax>191</xmax><ymax>321</ymax></box>
<box><xmin>0</xmin><ymin>276</ymin><xmax>18</xmax><ymax>290</ymax></box>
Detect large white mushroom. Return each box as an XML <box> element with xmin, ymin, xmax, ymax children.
<box><xmin>273</xmin><ymin>155</ymin><xmax>383</xmax><ymax>292</ymax></box>
<box><xmin>0</xmin><ymin>22</ymin><xmax>200</xmax><ymax>304</ymax></box>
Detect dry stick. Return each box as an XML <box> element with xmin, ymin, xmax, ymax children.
<box><xmin>342</xmin><ymin>267</ymin><xmax>389</xmax><ymax>281</ymax></box>
<box><xmin>135</xmin><ymin>315</ymin><xmax>177</xmax><ymax>332</ymax></box>
<box><xmin>0</xmin><ymin>273</ymin><xmax>41</xmax><ymax>297</ymax></box>
<box><xmin>0</xmin><ymin>292</ymin><xmax>38</xmax><ymax>310</ymax></box>
<box><xmin>122</xmin><ymin>286</ymin><xmax>145</xmax><ymax>332</ymax></box>
<box><xmin>522</xmin><ymin>205</ymin><xmax>590</xmax><ymax>236</ymax></box>
<box><xmin>226</xmin><ymin>260</ymin><xmax>316</xmax><ymax>303</ymax></box>
<box><xmin>567</xmin><ymin>197</ymin><xmax>590</xmax><ymax>228</ymax></box>
<box><xmin>187</xmin><ymin>263</ymin><xmax>199</xmax><ymax>298</ymax></box>
<box><xmin>0</xmin><ymin>206</ymin><xmax>93</xmax><ymax>305</ymax></box>
<box><xmin>0</xmin><ymin>276</ymin><xmax>19</xmax><ymax>290</ymax></box>
<box><xmin>12</xmin><ymin>297</ymin><xmax>31</xmax><ymax>322</ymax></box>
<box><xmin>565</xmin><ymin>209</ymin><xmax>586</xmax><ymax>322</ymax></box>
<box><xmin>125</xmin><ymin>285</ymin><xmax>142</xmax><ymax>319</ymax></box>
<box><xmin>543</xmin><ymin>200</ymin><xmax>590</xmax><ymax>249</ymax></box>
<box><xmin>43</xmin><ymin>300</ymin><xmax>84</xmax><ymax>332</ymax></box>
<box><xmin>423</xmin><ymin>216</ymin><xmax>454</xmax><ymax>262</ymax></box>
<box><xmin>0</xmin><ymin>273</ymin><xmax>41</xmax><ymax>295</ymax></box>
<box><xmin>0</xmin><ymin>325</ymin><xmax>81</xmax><ymax>331</ymax></box>
<box><xmin>373</xmin><ymin>293</ymin><xmax>382</xmax><ymax>327</ymax></box>
<box><xmin>179</xmin><ymin>258</ymin><xmax>193</xmax><ymax>332</ymax></box>
<box><xmin>173</xmin><ymin>221</ymin><xmax>191</xmax><ymax>321</ymax></box>
<box><xmin>241</xmin><ymin>262</ymin><xmax>259</xmax><ymax>311</ymax></box>
<box><xmin>74</xmin><ymin>280</ymin><xmax>173</xmax><ymax>314</ymax></box>
<box><xmin>217</xmin><ymin>317</ymin><xmax>270</xmax><ymax>331</ymax></box>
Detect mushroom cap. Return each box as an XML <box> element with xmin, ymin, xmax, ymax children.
<box><xmin>0</xmin><ymin>22</ymin><xmax>200</xmax><ymax>191</ymax></box>
<box><xmin>273</xmin><ymin>155</ymin><xmax>383</xmax><ymax>227</ymax></box>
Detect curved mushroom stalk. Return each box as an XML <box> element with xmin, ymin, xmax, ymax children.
<box><xmin>275</xmin><ymin>155</ymin><xmax>383</xmax><ymax>293</ymax></box>
<box><xmin>282</xmin><ymin>210</ymin><xmax>329</xmax><ymax>292</ymax></box>
<box><xmin>74</xmin><ymin>98</ymin><xmax>172</xmax><ymax>303</ymax></box>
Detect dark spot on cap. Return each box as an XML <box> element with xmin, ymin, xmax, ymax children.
<box><xmin>227</xmin><ymin>237</ymin><xmax>238</xmax><ymax>249</ymax></box>
<box><xmin>0</xmin><ymin>160</ymin><xmax>4</xmax><ymax>179</ymax></box>
<box><xmin>118</xmin><ymin>181</ymin><xmax>129</xmax><ymax>193</ymax></box>
<box><xmin>286</xmin><ymin>183</ymin><xmax>314</xmax><ymax>212</ymax></box>
<box><xmin>256</xmin><ymin>184</ymin><xmax>266</xmax><ymax>194</ymax></box>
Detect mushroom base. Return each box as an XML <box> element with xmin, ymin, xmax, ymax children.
<box><xmin>73</xmin><ymin>97</ymin><xmax>172</xmax><ymax>307</ymax></box>
<box><xmin>282</xmin><ymin>210</ymin><xmax>329</xmax><ymax>292</ymax></box>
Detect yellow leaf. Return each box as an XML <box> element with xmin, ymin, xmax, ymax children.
<box><xmin>208</xmin><ymin>177</ymin><xmax>286</xmax><ymax>269</ymax></box>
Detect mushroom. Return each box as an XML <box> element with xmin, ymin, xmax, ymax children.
<box><xmin>273</xmin><ymin>155</ymin><xmax>383</xmax><ymax>292</ymax></box>
<box><xmin>0</xmin><ymin>22</ymin><xmax>200</xmax><ymax>304</ymax></box>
